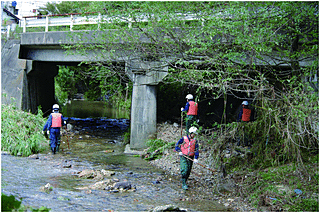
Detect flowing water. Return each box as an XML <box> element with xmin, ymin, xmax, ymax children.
<box><xmin>1</xmin><ymin>101</ymin><xmax>228</xmax><ymax>212</ymax></box>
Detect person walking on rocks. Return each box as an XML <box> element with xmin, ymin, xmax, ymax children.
<box><xmin>175</xmin><ymin>126</ymin><xmax>199</xmax><ymax>190</ymax></box>
<box><xmin>181</xmin><ymin>94</ymin><xmax>199</xmax><ymax>134</ymax></box>
<box><xmin>42</xmin><ymin>104</ymin><xmax>66</xmax><ymax>154</ymax></box>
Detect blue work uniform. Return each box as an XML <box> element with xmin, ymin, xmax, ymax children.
<box><xmin>43</xmin><ymin>112</ymin><xmax>65</xmax><ymax>153</ymax></box>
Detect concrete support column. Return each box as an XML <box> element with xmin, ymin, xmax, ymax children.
<box><xmin>126</xmin><ymin>60</ymin><xmax>168</xmax><ymax>150</ymax></box>
<box><xmin>130</xmin><ymin>84</ymin><xmax>157</xmax><ymax>149</ymax></box>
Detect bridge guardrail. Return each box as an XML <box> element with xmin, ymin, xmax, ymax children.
<box><xmin>20</xmin><ymin>12</ymin><xmax>203</xmax><ymax>33</ymax></box>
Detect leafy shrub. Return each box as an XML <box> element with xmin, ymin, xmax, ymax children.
<box><xmin>1</xmin><ymin>104</ymin><xmax>47</xmax><ymax>156</ymax></box>
<box><xmin>1</xmin><ymin>193</ymin><xmax>51</xmax><ymax>212</ymax></box>
<box><xmin>1</xmin><ymin>193</ymin><xmax>21</xmax><ymax>211</ymax></box>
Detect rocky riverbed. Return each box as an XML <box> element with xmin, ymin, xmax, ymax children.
<box><xmin>1</xmin><ymin>119</ymin><xmax>257</xmax><ymax>212</ymax></box>
<box><xmin>1</xmin><ymin>121</ymin><xmax>235</xmax><ymax>212</ymax></box>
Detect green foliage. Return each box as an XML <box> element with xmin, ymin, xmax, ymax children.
<box><xmin>145</xmin><ymin>139</ymin><xmax>176</xmax><ymax>160</ymax></box>
<box><xmin>55</xmin><ymin>65</ymin><xmax>77</xmax><ymax>102</ymax></box>
<box><xmin>40</xmin><ymin>1</ymin><xmax>91</xmax><ymax>14</ymax></box>
<box><xmin>287</xmin><ymin>198</ymin><xmax>319</xmax><ymax>212</ymax></box>
<box><xmin>123</xmin><ymin>131</ymin><xmax>130</xmax><ymax>145</ymax></box>
<box><xmin>1</xmin><ymin>104</ymin><xmax>48</xmax><ymax>156</ymax></box>
<box><xmin>146</xmin><ymin>139</ymin><xmax>168</xmax><ymax>153</ymax></box>
<box><xmin>1</xmin><ymin>193</ymin><xmax>51</xmax><ymax>212</ymax></box>
<box><xmin>55</xmin><ymin>64</ymin><xmax>132</xmax><ymax>110</ymax></box>
<box><xmin>239</xmin><ymin>162</ymin><xmax>319</xmax><ymax>211</ymax></box>
<box><xmin>1</xmin><ymin>193</ymin><xmax>21</xmax><ymax>212</ymax></box>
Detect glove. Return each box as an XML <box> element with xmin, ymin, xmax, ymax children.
<box><xmin>47</xmin><ymin>130</ymin><xmax>50</xmax><ymax>135</ymax></box>
<box><xmin>193</xmin><ymin>159</ymin><xmax>198</xmax><ymax>164</ymax></box>
<box><xmin>181</xmin><ymin>107</ymin><xmax>184</xmax><ymax>111</ymax></box>
<box><xmin>64</xmin><ymin>121</ymin><xmax>67</xmax><ymax>125</ymax></box>
<box><xmin>179</xmin><ymin>152</ymin><xmax>183</xmax><ymax>156</ymax></box>
<box><xmin>42</xmin><ymin>131</ymin><xmax>44</xmax><ymax>134</ymax></box>
<box><xmin>196</xmin><ymin>119</ymin><xmax>200</xmax><ymax>123</ymax></box>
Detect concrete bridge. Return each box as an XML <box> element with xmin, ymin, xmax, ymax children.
<box><xmin>2</xmin><ymin>29</ymin><xmax>317</xmax><ymax>150</ymax></box>
<box><xmin>1</xmin><ymin>30</ymin><xmax>168</xmax><ymax>150</ymax></box>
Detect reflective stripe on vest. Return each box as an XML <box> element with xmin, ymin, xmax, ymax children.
<box><xmin>181</xmin><ymin>136</ymin><xmax>196</xmax><ymax>157</ymax></box>
<box><xmin>242</xmin><ymin>108</ymin><xmax>251</xmax><ymax>122</ymax></box>
<box><xmin>51</xmin><ymin>113</ymin><xmax>62</xmax><ymax>127</ymax></box>
<box><xmin>187</xmin><ymin>101</ymin><xmax>198</xmax><ymax>115</ymax></box>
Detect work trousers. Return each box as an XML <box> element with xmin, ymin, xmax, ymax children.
<box><xmin>180</xmin><ymin>155</ymin><xmax>194</xmax><ymax>181</ymax></box>
<box><xmin>185</xmin><ymin>115</ymin><xmax>196</xmax><ymax>134</ymax></box>
<box><xmin>49</xmin><ymin>128</ymin><xmax>61</xmax><ymax>149</ymax></box>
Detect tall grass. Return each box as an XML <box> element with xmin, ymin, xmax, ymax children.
<box><xmin>1</xmin><ymin>104</ymin><xmax>48</xmax><ymax>156</ymax></box>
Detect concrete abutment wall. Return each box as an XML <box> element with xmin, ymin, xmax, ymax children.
<box><xmin>1</xmin><ymin>41</ymin><xmax>58</xmax><ymax>114</ymax></box>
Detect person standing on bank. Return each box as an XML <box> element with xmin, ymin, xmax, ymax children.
<box><xmin>175</xmin><ymin>127</ymin><xmax>199</xmax><ymax>190</ymax></box>
<box><xmin>237</xmin><ymin>101</ymin><xmax>252</xmax><ymax>122</ymax></box>
<box><xmin>236</xmin><ymin>100</ymin><xmax>253</xmax><ymax>146</ymax></box>
<box><xmin>42</xmin><ymin>104</ymin><xmax>66</xmax><ymax>154</ymax></box>
<box><xmin>181</xmin><ymin>94</ymin><xmax>199</xmax><ymax>134</ymax></box>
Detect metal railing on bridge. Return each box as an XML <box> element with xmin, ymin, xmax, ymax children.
<box><xmin>20</xmin><ymin>12</ymin><xmax>203</xmax><ymax>33</ymax></box>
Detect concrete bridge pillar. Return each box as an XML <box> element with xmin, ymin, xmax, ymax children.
<box><xmin>126</xmin><ymin>60</ymin><xmax>168</xmax><ymax>150</ymax></box>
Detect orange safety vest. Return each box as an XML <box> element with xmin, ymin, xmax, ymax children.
<box><xmin>51</xmin><ymin>113</ymin><xmax>62</xmax><ymax>127</ymax></box>
<box><xmin>187</xmin><ymin>101</ymin><xmax>198</xmax><ymax>116</ymax></box>
<box><xmin>181</xmin><ymin>136</ymin><xmax>196</xmax><ymax>157</ymax></box>
<box><xmin>242</xmin><ymin>108</ymin><xmax>252</xmax><ymax>122</ymax></box>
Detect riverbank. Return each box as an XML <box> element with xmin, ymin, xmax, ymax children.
<box><xmin>148</xmin><ymin>122</ymin><xmax>257</xmax><ymax>212</ymax></box>
<box><xmin>148</xmin><ymin>122</ymin><xmax>319</xmax><ymax>212</ymax></box>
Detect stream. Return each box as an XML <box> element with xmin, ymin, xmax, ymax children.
<box><xmin>1</xmin><ymin>100</ymin><xmax>228</xmax><ymax>212</ymax></box>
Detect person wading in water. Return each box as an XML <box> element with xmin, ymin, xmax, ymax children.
<box><xmin>175</xmin><ymin>126</ymin><xmax>199</xmax><ymax>190</ymax></box>
<box><xmin>42</xmin><ymin>104</ymin><xmax>66</xmax><ymax>154</ymax></box>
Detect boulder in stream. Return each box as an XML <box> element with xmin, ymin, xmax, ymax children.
<box><xmin>40</xmin><ymin>183</ymin><xmax>53</xmax><ymax>193</ymax></box>
<box><xmin>151</xmin><ymin>204</ymin><xmax>187</xmax><ymax>212</ymax></box>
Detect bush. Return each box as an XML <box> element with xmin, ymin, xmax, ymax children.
<box><xmin>1</xmin><ymin>193</ymin><xmax>51</xmax><ymax>212</ymax></box>
<box><xmin>1</xmin><ymin>104</ymin><xmax>48</xmax><ymax>156</ymax></box>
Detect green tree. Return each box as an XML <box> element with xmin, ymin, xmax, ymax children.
<box><xmin>63</xmin><ymin>1</ymin><xmax>318</xmax><ymax>164</ymax></box>
<box><xmin>39</xmin><ymin>1</ymin><xmax>92</xmax><ymax>15</ymax></box>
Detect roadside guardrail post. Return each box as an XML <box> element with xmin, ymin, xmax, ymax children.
<box><xmin>45</xmin><ymin>16</ymin><xmax>49</xmax><ymax>32</ymax></box>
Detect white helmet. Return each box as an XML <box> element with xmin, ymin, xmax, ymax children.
<box><xmin>189</xmin><ymin>127</ymin><xmax>198</xmax><ymax>134</ymax></box>
<box><xmin>186</xmin><ymin>94</ymin><xmax>193</xmax><ymax>100</ymax></box>
<box><xmin>242</xmin><ymin>101</ymin><xmax>249</xmax><ymax>105</ymax></box>
<box><xmin>52</xmin><ymin>104</ymin><xmax>59</xmax><ymax>109</ymax></box>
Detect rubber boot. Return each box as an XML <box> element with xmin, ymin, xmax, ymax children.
<box><xmin>51</xmin><ymin>147</ymin><xmax>56</xmax><ymax>155</ymax></box>
<box><xmin>56</xmin><ymin>144</ymin><xmax>60</xmax><ymax>152</ymax></box>
<box><xmin>181</xmin><ymin>178</ymin><xmax>188</xmax><ymax>190</ymax></box>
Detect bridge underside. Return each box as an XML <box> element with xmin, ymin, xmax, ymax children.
<box><xmin>2</xmin><ymin>39</ymin><xmax>167</xmax><ymax>150</ymax></box>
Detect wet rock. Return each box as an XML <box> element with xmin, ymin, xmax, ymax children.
<box><xmin>101</xmin><ymin>169</ymin><xmax>115</xmax><ymax>177</ymax></box>
<box><xmin>61</xmin><ymin>160</ymin><xmax>72</xmax><ymax>168</ymax></box>
<box><xmin>78</xmin><ymin>169</ymin><xmax>95</xmax><ymax>178</ymax></box>
<box><xmin>104</xmin><ymin>181</ymin><xmax>135</xmax><ymax>192</ymax></box>
<box><xmin>113</xmin><ymin>181</ymin><xmax>134</xmax><ymax>190</ymax></box>
<box><xmin>77</xmin><ymin>169</ymin><xmax>115</xmax><ymax>179</ymax></box>
<box><xmin>94</xmin><ymin>171</ymin><xmax>104</xmax><ymax>181</ymax></box>
<box><xmin>40</xmin><ymin>183</ymin><xmax>53</xmax><ymax>193</ymax></box>
<box><xmin>1</xmin><ymin>151</ymin><xmax>10</xmax><ymax>155</ymax></box>
<box><xmin>90</xmin><ymin>180</ymin><xmax>112</xmax><ymax>190</ymax></box>
<box><xmin>29</xmin><ymin>154</ymin><xmax>39</xmax><ymax>159</ymax></box>
<box><xmin>151</xmin><ymin>204</ymin><xmax>187</xmax><ymax>212</ymax></box>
